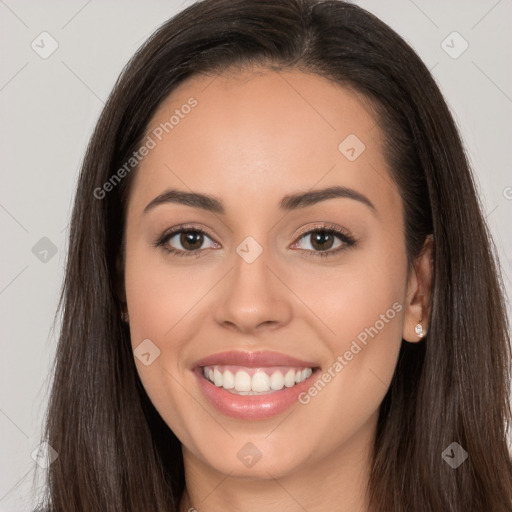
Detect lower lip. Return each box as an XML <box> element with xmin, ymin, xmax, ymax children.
<box><xmin>194</xmin><ymin>367</ymin><xmax>319</xmax><ymax>420</ymax></box>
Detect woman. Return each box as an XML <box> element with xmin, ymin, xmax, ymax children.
<box><xmin>40</xmin><ymin>0</ymin><xmax>512</xmax><ymax>510</ymax></box>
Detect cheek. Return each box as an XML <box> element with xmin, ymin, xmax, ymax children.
<box><xmin>123</xmin><ymin>241</ymin><xmax>225</xmax><ymax>439</ymax></box>
<box><xmin>124</xmin><ymin>242</ymin><xmax>212</xmax><ymax>345</ymax></box>
<box><xmin>284</xmin><ymin>237</ymin><xmax>407</xmax><ymax>418</ymax></box>
<box><xmin>123</xmin><ymin>246</ymin><xmax>201</xmax><ymax>445</ymax></box>
<box><xmin>284</xmin><ymin>237</ymin><xmax>407</xmax><ymax>353</ymax></box>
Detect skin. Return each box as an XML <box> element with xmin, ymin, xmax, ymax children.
<box><xmin>122</xmin><ymin>68</ymin><xmax>432</xmax><ymax>512</ymax></box>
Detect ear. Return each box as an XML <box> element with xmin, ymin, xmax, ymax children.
<box><xmin>402</xmin><ymin>235</ymin><xmax>434</xmax><ymax>342</ymax></box>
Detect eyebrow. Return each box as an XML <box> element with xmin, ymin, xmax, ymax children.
<box><xmin>143</xmin><ymin>185</ymin><xmax>375</xmax><ymax>214</ymax></box>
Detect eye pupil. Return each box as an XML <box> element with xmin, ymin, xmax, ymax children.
<box><xmin>181</xmin><ymin>231</ymin><xmax>203</xmax><ymax>250</ymax></box>
<box><xmin>311</xmin><ymin>231</ymin><xmax>334</xmax><ymax>251</ymax></box>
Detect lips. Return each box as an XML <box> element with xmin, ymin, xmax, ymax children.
<box><xmin>194</xmin><ymin>350</ymin><xmax>318</xmax><ymax>368</ymax></box>
<box><xmin>193</xmin><ymin>351</ymin><xmax>320</xmax><ymax>419</ymax></box>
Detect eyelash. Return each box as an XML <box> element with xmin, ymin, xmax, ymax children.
<box><xmin>153</xmin><ymin>223</ymin><xmax>357</xmax><ymax>259</ymax></box>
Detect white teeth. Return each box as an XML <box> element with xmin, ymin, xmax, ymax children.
<box><xmin>251</xmin><ymin>371</ymin><xmax>270</xmax><ymax>392</ymax></box>
<box><xmin>284</xmin><ymin>369</ymin><xmax>296</xmax><ymax>387</ymax></box>
<box><xmin>234</xmin><ymin>371</ymin><xmax>252</xmax><ymax>392</ymax></box>
<box><xmin>213</xmin><ymin>368</ymin><xmax>223</xmax><ymax>387</ymax></box>
<box><xmin>270</xmin><ymin>371</ymin><xmax>285</xmax><ymax>390</ymax></box>
<box><xmin>203</xmin><ymin>365</ymin><xmax>314</xmax><ymax>393</ymax></box>
<box><xmin>223</xmin><ymin>370</ymin><xmax>235</xmax><ymax>389</ymax></box>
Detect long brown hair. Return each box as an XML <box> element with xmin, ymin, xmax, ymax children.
<box><xmin>41</xmin><ymin>0</ymin><xmax>512</xmax><ymax>510</ymax></box>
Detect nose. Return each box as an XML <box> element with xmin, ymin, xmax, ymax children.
<box><xmin>213</xmin><ymin>243</ymin><xmax>293</xmax><ymax>335</ymax></box>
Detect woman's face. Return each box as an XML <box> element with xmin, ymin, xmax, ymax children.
<box><xmin>124</xmin><ymin>69</ymin><xmax>425</xmax><ymax>481</ymax></box>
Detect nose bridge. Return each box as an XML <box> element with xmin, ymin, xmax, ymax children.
<box><xmin>232</xmin><ymin>235</ymin><xmax>272</xmax><ymax>294</ymax></box>
<box><xmin>213</xmin><ymin>232</ymin><xmax>292</xmax><ymax>332</ymax></box>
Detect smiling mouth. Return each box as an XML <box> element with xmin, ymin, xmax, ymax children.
<box><xmin>201</xmin><ymin>364</ymin><xmax>315</xmax><ymax>395</ymax></box>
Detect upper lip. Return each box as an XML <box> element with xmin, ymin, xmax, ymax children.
<box><xmin>194</xmin><ymin>350</ymin><xmax>319</xmax><ymax>369</ymax></box>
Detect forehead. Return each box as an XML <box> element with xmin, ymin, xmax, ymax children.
<box><xmin>128</xmin><ymin>69</ymin><xmax>399</xmax><ymax>219</ymax></box>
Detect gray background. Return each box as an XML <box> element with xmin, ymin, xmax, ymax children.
<box><xmin>1</xmin><ymin>1</ymin><xmax>511</xmax><ymax>510</ymax></box>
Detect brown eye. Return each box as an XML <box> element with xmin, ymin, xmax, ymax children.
<box><xmin>291</xmin><ymin>227</ymin><xmax>356</xmax><ymax>257</ymax></box>
<box><xmin>157</xmin><ymin>227</ymin><xmax>220</xmax><ymax>257</ymax></box>
<box><xmin>309</xmin><ymin>231</ymin><xmax>335</xmax><ymax>251</ymax></box>
<box><xmin>179</xmin><ymin>230</ymin><xmax>204</xmax><ymax>251</ymax></box>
